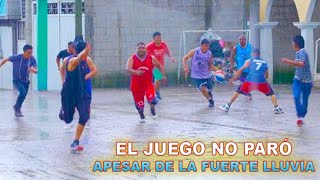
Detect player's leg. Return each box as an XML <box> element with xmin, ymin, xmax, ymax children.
<box><xmin>205</xmin><ymin>78</ymin><xmax>214</xmax><ymax>107</ymax></box>
<box><xmin>153</xmin><ymin>68</ymin><xmax>163</xmax><ymax>100</ymax></box>
<box><xmin>85</xmin><ymin>93</ymin><xmax>92</xmax><ymax>129</ymax></box>
<box><xmin>132</xmin><ymin>91</ymin><xmax>146</xmax><ymax>123</ymax></box>
<box><xmin>300</xmin><ymin>82</ymin><xmax>312</xmax><ymax>119</ymax></box>
<box><xmin>219</xmin><ymin>82</ymin><xmax>249</xmax><ymax>112</ymax></box>
<box><xmin>292</xmin><ymin>79</ymin><xmax>303</xmax><ymax>124</ymax></box>
<box><xmin>240</xmin><ymin>72</ymin><xmax>252</xmax><ymax>100</ymax></box>
<box><xmin>12</xmin><ymin>80</ymin><xmax>29</xmax><ymax>117</ymax></box>
<box><xmin>259</xmin><ymin>82</ymin><xmax>284</xmax><ymax>114</ymax></box>
<box><xmin>71</xmin><ymin>97</ymin><xmax>90</xmax><ymax>151</ymax></box>
<box><xmin>146</xmin><ymin>83</ymin><xmax>158</xmax><ymax>119</ymax></box>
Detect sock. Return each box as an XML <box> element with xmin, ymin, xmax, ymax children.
<box><xmin>138</xmin><ymin>110</ymin><xmax>145</xmax><ymax>119</ymax></box>
<box><xmin>274</xmin><ymin>105</ymin><xmax>278</xmax><ymax>108</ymax></box>
<box><xmin>73</xmin><ymin>140</ymin><xmax>79</xmax><ymax>145</ymax></box>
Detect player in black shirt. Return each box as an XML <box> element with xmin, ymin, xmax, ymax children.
<box><xmin>56</xmin><ymin>41</ymin><xmax>74</xmax><ymax>71</ymax></box>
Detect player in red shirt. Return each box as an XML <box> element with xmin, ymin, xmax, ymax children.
<box><xmin>146</xmin><ymin>32</ymin><xmax>175</xmax><ymax>100</ymax></box>
<box><xmin>126</xmin><ymin>42</ymin><xmax>166</xmax><ymax>123</ymax></box>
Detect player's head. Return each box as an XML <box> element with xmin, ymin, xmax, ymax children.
<box><xmin>252</xmin><ymin>48</ymin><xmax>260</xmax><ymax>58</ymax></box>
<box><xmin>153</xmin><ymin>32</ymin><xmax>162</xmax><ymax>44</ymax></box>
<box><xmin>239</xmin><ymin>35</ymin><xmax>247</xmax><ymax>46</ymax></box>
<box><xmin>67</xmin><ymin>41</ymin><xmax>74</xmax><ymax>53</ymax></box>
<box><xmin>200</xmin><ymin>39</ymin><xmax>210</xmax><ymax>52</ymax></box>
<box><xmin>292</xmin><ymin>35</ymin><xmax>304</xmax><ymax>51</ymax></box>
<box><xmin>23</xmin><ymin>44</ymin><xmax>33</xmax><ymax>58</ymax></box>
<box><xmin>136</xmin><ymin>42</ymin><xmax>146</xmax><ymax>57</ymax></box>
<box><xmin>73</xmin><ymin>35</ymin><xmax>87</xmax><ymax>54</ymax></box>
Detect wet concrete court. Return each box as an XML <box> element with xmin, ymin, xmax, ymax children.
<box><xmin>0</xmin><ymin>85</ymin><xmax>319</xmax><ymax>179</ymax></box>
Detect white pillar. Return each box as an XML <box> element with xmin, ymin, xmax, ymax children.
<box><xmin>255</xmin><ymin>22</ymin><xmax>278</xmax><ymax>83</ymax></box>
<box><xmin>293</xmin><ymin>22</ymin><xmax>320</xmax><ymax>79</ymax></box>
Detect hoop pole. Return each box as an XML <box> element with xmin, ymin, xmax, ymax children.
<box><xmin>178</xmin><ymin>31</ymin><xmax>183</xmax><ymax>82</ymax></box>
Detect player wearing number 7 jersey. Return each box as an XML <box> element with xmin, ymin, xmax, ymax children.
<box><xmin>219</xmin><ymin>48</ymin><xmax>283</xmax><ymax>114</ymax></box>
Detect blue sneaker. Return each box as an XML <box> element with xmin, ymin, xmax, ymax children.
<box><xmin>70</xmin><ymin>140</ymin><xmax>83</xmax><ymax>152</ymax></box>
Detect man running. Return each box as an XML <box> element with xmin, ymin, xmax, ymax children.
<box><xmin>56</xmin><ymin>41</ymin><xmax>74</xmax><ymax>71</ymax></box>
<box><xmin>282</xmin><ymin>35</ymin><xmax>312</xmax><ymax>126</ymax></box>
<box><xmin>60</xmin><ymin>36</ymin><xmax>97</xmax><ymax>129</ymax></box>
<box><xmin>230</xmin><ymin>35</ymin><xmax>253</xmax><ymax>100</ymax></box>
<box><xmin>0</xmin><ymin>44</ymin><xmax>38</xmax><ymax>117</ymax></box>
<box><xmin>60</xmin><ymin>38</ymin><xmax>92</xmax><ymax>151</ymax></box>
<box><xmin>183</xmin><ymin>39</ymin><xmax>217</xmax><ymax>107</ymax></box>
<box><xmin>146</xmin><ymin>32</ymin><xmax>174</xmax><ymax>100</ymax></box>
<box><xmin>219</xmin><ymin>48</ymin><xmax>283</xmax><ymax>114</ymax></box>
<box><xmin>126</xmin><ymin>42</ymin><xmax>166</xmax><ymax>123</ymax></box>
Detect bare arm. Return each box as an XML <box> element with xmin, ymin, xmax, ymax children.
<box><xmin>68</xmin><ymin>44</ymin><xmax>91</xmax><ymax>72</ymax></box>
<box><xmin>281</xmin><ymin>58</ymin><xmax>304</xmax><ymax>67</ymax></box>
<box><xmin>230</xmin><ymin>60</ymin><xmax>250</xmax><ymax>83</ymax></box>
<box><xmin>60</xmin><ymin>58</ymin><xmax>67</xmax><ymax>83</ymax></box>
<box><xmin>0</xmin><ymin>57</ymin><xmax>9</xmax><ymax>67</ymax></box>
<box><xmin>230</xmin><ymin>46</ymin><xmax>237</xmax><ymax>69</ymax></box>
<box><xmin>56</xmin><ymin>57</ymin><xmax>61</xmax><ymax>70</ymax></box>
<box><xmin>126</xmin><ymin>57</ymin><xmax>144</xmax><ymax>76</ymax></box>
<box><xmin>182</xmin><ymin>49</ymin><xmax>195</xmax><ymax>72</ymax></box>
<box><xmin>85</xmin><ymin>57</ymin><xmax>98</xmax><ymax>80</ymax></box>
<box><xmin>152</xmin><ymin>56</ymin><xmax>166</xmax><ymax>79</ymax></box>
<box><xmin>164</xmin><ymin>43</ymin><xmax>175</xmax><ymax>63</ymax></box>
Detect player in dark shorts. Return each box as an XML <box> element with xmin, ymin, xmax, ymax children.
<box><xmin>219</xmin><ymin>48</ymin><xmax>283</xmax><ymax>114</ymax></box>
<box><xmin>60</xmin><ymin>38</ymin><xmax>92</xmax><ymax>151</ymax></box>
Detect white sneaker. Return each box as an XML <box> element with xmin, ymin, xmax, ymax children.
<box><xmin>219</xmin><ymin>104</ymin><xmax>230</xmax><ymax>112</ymax></box>
<box><xmin>152</xmin><ymin>114</ymin><xmax>158</xmax><ymax>119</ymax></box>
<box><xmin>274</xmin><ymin>107</ymin><xmax>284</xmax><ymax>114</ymax></box>
<box><xmin>139</xmin><ymin>118</ymin><xmax>146</xmax><ymax>123</ymax></box>
<box><xmin>64</xmin><ymin>123</ymin><xmax>74</xmax><ymax>130</ymax></box>
<box><xmin>85</xmin><ymin>120</ymin><xmax>90</xmax><ymax>129</ymax></box>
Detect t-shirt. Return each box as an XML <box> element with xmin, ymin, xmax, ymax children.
<box><xmin>57</xmin><ymin>49</ymin><xmax>72</xmax><ymax>61</ymax></box>
<box><xmin>146</xmin><ymin>41</ymin><xmax>170</xmax><ymax>66</ymax></box>
<box><xmin>9</xmin><ymin>54</ymin><xmax>37</xmax><ymax>83</ymax></box>
<box><xmin>294</xmin><ymin>48</ymin><xmax>312</xmax><ymax>83</ymax></box>
<box><xmin>246</xmin><ymin>57</ymin><xmax>268</xmax><ymax>83</ymax></box>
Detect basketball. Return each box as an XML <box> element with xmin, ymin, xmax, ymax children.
<box><xmin>214</xmin><ymin>70</ymin><xmax>225</xmax><ymax>82</ymax></box>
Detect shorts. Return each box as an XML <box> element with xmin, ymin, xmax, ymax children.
<box><xmin>153</xmin><ymin>68</ymin><xmax>163</xmax><ymax>81</ymax></box>
<box><xmin>237</xmin><ymin>81</ymin><xmax>274</xmax><ymax>96</ymax></box>
<box><xmin>60</xmin><ymin>90</ymin><xmax>91</xmax><ymax>125</ymax></box>
<box><xmin>192</xmin><ymin>78</ymin><xmax>213</xmax><ymax>91</ymax></box>
<box><xmin>239</xmin><ymin>72</ymin><xmax>248</xmax><ymax>83</ymax></box>
<box><xmin>132</xmin><ymin>83</ymin><xmax>157</xmax><ymax>111</ymax></box>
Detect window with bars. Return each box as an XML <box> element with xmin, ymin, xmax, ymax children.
<box><xmin>48</xmin><ymin>3</ymin><xmax>58</xmax><ymax>15</ymax></box>
<box><xmin>32</xmin><ymin>2</ymin><xmax>85</xmax><ymax>15</ymax></box>
<box><xmin>21</xmin><ymin>0</ymin><xmax>26</xmax><ymax>19</ymax></box>
<box><xmin>17</xmin><ymin>21</ymin><xmax>26</xmax><ymax>40</ymax></box>
<box><xmin>61</xmin><ymin>2</ymin><xmax>74</xmax><ymax>14</ymax></box>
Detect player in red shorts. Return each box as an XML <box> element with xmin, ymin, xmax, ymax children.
<box><xmin>219</xmin><ymin>48</ymin><xmax>283</xmax><ymax>114</ymax></box>
<box><xmin>126</xmin><ymin>42</ymin><xmax>166</xmax><ymax>123</ymax></box>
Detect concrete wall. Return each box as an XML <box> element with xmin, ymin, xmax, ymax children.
<box><xmin>0</xmin><ymin>0</ymin><xmax>21</xmax><ymax>20</ymax></box>
<box><xmin>85</xmin><ymin>0</ymin><xmax>244</xmax><ymax>87</ymax></box>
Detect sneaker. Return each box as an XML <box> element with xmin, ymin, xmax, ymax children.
<box><xmin>208</xmin><ymin>99</ymin><xmax>214</xmax><ymax>107</ymax></box>
<box><xmin>70</xmin><ymin>140</ymin><xmax>84</xmax><ymax>152</ymax></box>
<box><xmin>85</xmin><ymin>120</ymin><xmax>90</xmax><ymax>129</ymax></box>
<box><xmin>246</xmin><ymin>94</ymin><xmax>253</xmax><ymax>101</ymax></box>
<box><xmin>219</xmin><ymin>104</ymin><xmax>230</xmax><ymax>112</ymax></box>
<box><xmin>297</xmin><ymin>119</ymin><xmax>304</xmax><ymax>126</ymax></box>
<box><xmin>14</xmin><ymin>108</ymin><xmax>24</xmax><ymax>117</ymax></box>
<box><xmin>139</xmin><ymin>111</ymin><xmax>146</xmax><ymax>123</ymax></box>
<box><xmin>64</xmin><ymin>123</ymin><xmax>74</xmax><ymax>130</ymax></box>
<box><xmin>274</xmin><ymin>107</ymin><xmax>284</xmax><ymax>114</ymax></box>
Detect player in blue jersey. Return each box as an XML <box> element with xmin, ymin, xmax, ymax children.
<box><xmin>219</xmin><ymin>48</ymin><xmax>283</xmax><ymax>114</ymax></box>
<box><xmin>230</xmin><ymin>35</ymin><xmax>253</xmax><ymax>100</ymax></box>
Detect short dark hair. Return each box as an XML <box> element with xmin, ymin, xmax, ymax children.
<box><xmin>293</xmin><ymin>35</ymin><xmax>304</xmax><ymax>48</ymax></box>
<box><xmin>137</xmin><ymin>42</ymin><xmax>145</xmax><ymax>47</ymax></box>
<box><xmin>252</xmin><ymin>48</ymin><xmax>260</xmax><ymax>55</ymax></box>
<box><xmin>201</xmin><ymin>39</ymin><xmax>210</xmax><ymax>45</ymax></box>
<box><xmin>73</xmin><ymin>35</ymin><xmax>87</xmax><ymax>54</ymax></box>
<box><xmin>23</xmin><ymin>44</ymin><xmax>33</xmax><ymax>52</ymax></box>
<box><xmin>68</xmin><ymin>41</ymin><xmax>74</xmax><ymax>46</ymax></box>
<box><xmin>153</xmin><ymin>32</ymin><xmax>161</xmax><ymax>38</ymax></box>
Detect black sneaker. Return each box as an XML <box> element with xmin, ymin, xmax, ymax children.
<box><xmin>139</xmin><ymin>111</ymin><xmax>146</xmax><ymax>123</ymax></box>
<box><xmin>208</xmin><ymin>99</ymin><xmax>214</xmax><ymax>107</ymax></box>
<box><xmin>14</xmin><ymin>108</ymin><xmax>23</xmax><ymax>117</ymax></box>
<box><xmin>70</xmin><ymin>140</ymin><xmax>83</xmax><ymax>151</ymax></box>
